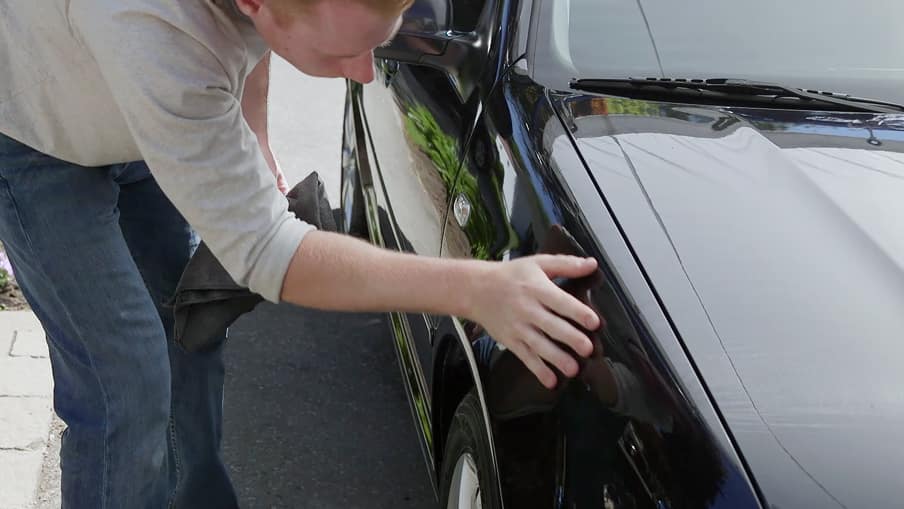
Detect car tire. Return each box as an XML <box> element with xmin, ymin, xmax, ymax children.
<box><xmin>440</xmin><ymin>392</ymin><xmax>503</xmax><ymax>509</ymax></box>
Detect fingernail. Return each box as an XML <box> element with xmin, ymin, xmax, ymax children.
<box><xmin>567</xmin><ymin>362</ymin><xmax>578</xmax><ymax>377</ymax></box>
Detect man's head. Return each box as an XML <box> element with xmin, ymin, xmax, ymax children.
<box><xmin>235</xmin><ymin>0</ymin><xmax>412</xmax><ymax>84</ymax></box>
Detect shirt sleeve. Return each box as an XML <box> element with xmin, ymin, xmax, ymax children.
<box><xmin>71</xmin><ymin>3</ymin><xmax>314</xmax><ymax>302</ymax></box>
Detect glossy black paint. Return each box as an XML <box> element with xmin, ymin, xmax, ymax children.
<box><xmin>343</xmin><ymin>0</ymin><xmax>903</xmax><ymax>508</ymax></box>
<box><xmin>349</xmin><ymin>0</ymin><xmax>762</xmax><ymax>507</ymax></box>
<box><xmin>438</xmin><ymin>65</ymin><xmax>762</xmax><ymax>508</ymax></box>
<box><xmin>555</xmin><ymin>94</ymin><xmax>904</xmax><ymax>509</ymax></box>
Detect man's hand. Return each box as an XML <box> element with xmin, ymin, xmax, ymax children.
<box><xmin>280</xmin><ymin>232</ymin><xmax>600</xmax><ymax>390</ymax></box>
<box><xmin>463</xmin><ymin>255</ymin><xmax>600</xmax><ymax>389</ymax></box>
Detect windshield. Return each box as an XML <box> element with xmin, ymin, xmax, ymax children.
<box><xmin>529</xmin><ymin>0</ymin><xmax>904</xmax><ymax>106</ymax></box>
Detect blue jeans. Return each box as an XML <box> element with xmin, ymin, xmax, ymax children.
<box><xmin>0</xmin><ymin>133</ymin><xmax>238</xmax><ymax>508</ymax></box>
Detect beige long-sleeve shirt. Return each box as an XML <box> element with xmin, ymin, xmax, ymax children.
<box><xmin>0</xmin><ymin>0</ymin><xmax>314</xmax><ymax>302</ymax></box>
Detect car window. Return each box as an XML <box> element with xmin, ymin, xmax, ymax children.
<box><xmin>529</xmin><ymin>0</ymin><xmax>904</xmax><ymax>105</ymax></box>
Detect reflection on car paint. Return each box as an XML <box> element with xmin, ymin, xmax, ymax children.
<box><xmin>558</xmin><ymin>91</ymin><xmax>904</xmax><ymax>509</ymax></box>
<box><xmin>436</xmin><ymin>70</ymin><xmax>762</xmax><ymax>508</ymax></box>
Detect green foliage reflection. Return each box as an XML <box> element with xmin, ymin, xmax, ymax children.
<box><xmin>405</xmin><ymin>105</ymin><xmax>495</xmax><ymax>259</ymax></box>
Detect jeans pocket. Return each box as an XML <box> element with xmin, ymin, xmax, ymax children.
<box><xmin>0</xmin><ymin>175</ymin><xmax>36</xmax><ymax>253</ymax></box>
<box><xmin>0</xmin><ymin>132</ymin><xmax>64</xmax><ymax>173</ymax></box>
<box><xmin>0</xmin><ymin>132</ymin><xmax>31</xmax><ymax>157</ymax></box>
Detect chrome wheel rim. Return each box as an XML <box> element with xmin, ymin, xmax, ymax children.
<box><xmin>447</xmin><ymin>452</ymin><xmax>482</xmax><ymax>509</ymax></box>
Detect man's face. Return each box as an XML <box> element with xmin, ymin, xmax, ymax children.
<box><xmin>241</xmin><ymin>0</ymin><xmax>403</xmax><ymax>84</ymax></box>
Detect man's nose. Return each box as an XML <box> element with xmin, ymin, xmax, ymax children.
<box><xmin>344</xmin><ymin>52</ymin><xmax>375</xmax><ymax>84</ymax></box>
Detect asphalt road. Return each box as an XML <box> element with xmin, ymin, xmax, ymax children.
<box><xmin>222</xmin><ymin>305</ymin><xmax>436</xmax><ymax>508</ymax></box>
<box><xmin>221</xmin><ymin>60</ymin><xmax>436</xmax><ymax>508</ymax></box>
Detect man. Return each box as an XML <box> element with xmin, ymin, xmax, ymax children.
<box><xmin>0</xmin><ymin>0</ymin><xmax>600</xmax><ymax>507</ymax></box>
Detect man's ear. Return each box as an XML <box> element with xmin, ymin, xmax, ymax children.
<box><xmin>235</xmin><ymin>0</ymin><xmax>265</xmax><ymax>17</ymax></box>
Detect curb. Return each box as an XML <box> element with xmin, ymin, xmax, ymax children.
<box><xmin>0</xmin><ymin>310</ymin><xmax>56</xmax><ymax>509</ymax></box>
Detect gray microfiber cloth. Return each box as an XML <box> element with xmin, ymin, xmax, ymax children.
<box><xmin>169</xmin><ymin>171</ymin><xmax>337</xmax><ymax>352</ymax></box>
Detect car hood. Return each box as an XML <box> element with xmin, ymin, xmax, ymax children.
<box><xmin>555</xmin><ymin>97</ymin><xmax>904</xmax><ymax>509</ymax></box>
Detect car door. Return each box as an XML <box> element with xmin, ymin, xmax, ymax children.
<box><xmin>355</xmin><ymin>0</ymin><xmax>492</xmax><ymax>468</ymax></box>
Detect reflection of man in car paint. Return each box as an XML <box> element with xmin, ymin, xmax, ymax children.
<box><xmin>478</xmin><ymin>242</ymin><xmax>725</xmax><ymax>507</ymax></box>
<box><xmin>581</xmin><ymin>342</ymin><xmax>673</xmax><ymax>431</ymax></box>
<box><xmin>0</xmin><ymin>1</ymin><xmax>601</xmax><ymax>507</ymax></box>
<box><xmin>570</xmin><ymin>295</ymin><xmax>727</xmax><ymax>508</ymax></box>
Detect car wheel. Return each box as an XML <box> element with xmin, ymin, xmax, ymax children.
<box><xmin>340</xmin><ymin>96</ymin><xmax>368</xmax><ymax>238</ymax></box>
<box><xmin>440</xmin><ymin>392</ymin><xmax>503</xmax><ymax>509</ymax></box>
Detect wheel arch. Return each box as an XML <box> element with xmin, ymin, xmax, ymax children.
<box><xmin>432</xmin><ymin>330</ymin><xmax>476</xmax><ymax>469</ymax></box>
<box><xmin>431</xmin><ymin>319</ymin><xmax>506</xmax><ymax>507</ymax></box>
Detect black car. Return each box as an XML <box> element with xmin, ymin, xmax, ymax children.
<box><xmin>339</xmin><ymin>1</ymin><xmax>904</xmax><ymax>507</ymax></box>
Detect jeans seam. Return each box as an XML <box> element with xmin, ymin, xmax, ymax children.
<box><xmin>167</xmin><ymin>412</ymin><xmax>182</xmax><ymax>509</ymax></box>
<box><xmin>38</xmin><ymin>295</ymin><xmax>113</xmax><ymax>508</ymax></box>
<box><xmin>100</xmin><ymin>366</ymin><xmax>111</xmax><ymax>509</ymax></box>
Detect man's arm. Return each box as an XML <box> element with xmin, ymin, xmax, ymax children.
<box><xmin>73</xmin><ymin>9</ymin><xmax>598</xmax><ymax>390</ymax></box>
<box><xmin>281</xmin><ymin>231</ymin><xmax>601</xmax><ymax>389</ymax></box>
<box><xmin>241</xmin><ymin>51</ymin><xmax>289</xmax><ymax>193</ymax></box>
<box><xmin>247</xmin><ymin>53</ymin><xmax>599</xmax><ymax>389</ymax></box>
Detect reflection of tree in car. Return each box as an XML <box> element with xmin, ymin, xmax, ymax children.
<box><xmin>595</xmin><ymin>97</ymin><xmax>663</xmax><ymax>118</ymax></box>
<box><xmin>388</xmin><ymin>313</ymin><xmax>433</xmax><ymax>445</ymax></box>
<box><xmin>404</xmin><ymin>104</ymin><xmax>496</xmax><ymax>259</ymax></box>
<box><xmin>569</xmin><ymin>96</ymin><xmax>727</xmax><ymax>126</ymax></box>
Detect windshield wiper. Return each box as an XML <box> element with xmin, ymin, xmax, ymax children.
<box><xmin>570</xmin><ymin>77</ymin><xmax>904</xmax><ymax>114</ymax></box>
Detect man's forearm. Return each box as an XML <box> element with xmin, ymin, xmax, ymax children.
<box><xmin>281</xmin><ymin>230</ymin><xmax>602</xmax><ymax>389</ymax></box>
<box><xmin>280</xmin><ymin>230</ymin><xmax>484</xmax><ymax>319</ymax></box>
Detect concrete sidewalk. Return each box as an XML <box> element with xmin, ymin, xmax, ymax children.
<box><xmin>0</xmin><ymin>311</ymin><xmax>58</xmax><ymax>509</ymax></box>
